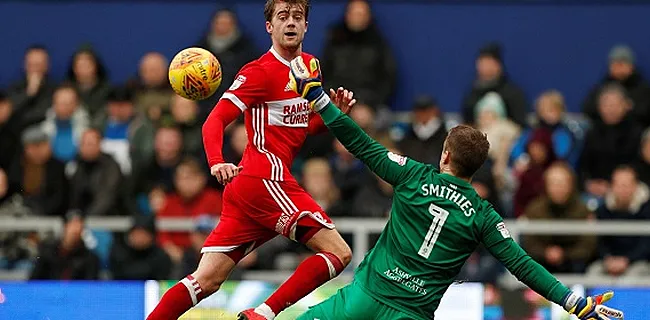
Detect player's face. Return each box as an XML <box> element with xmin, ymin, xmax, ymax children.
<box><xmin>266</xmin><ymin>3</ymin><xmax>308</xmax><ymax>51</ymax></box>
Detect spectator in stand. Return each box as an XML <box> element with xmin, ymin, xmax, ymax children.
<box><xmin>0</xmin><ymin>91</ymin><xmax>22</xmax><ymax>170</ymax></box>
<box><xmin>462</xmin><ymin>42</ymin><xmax>528</xmax><ymax>128</ymax></box>
<box><xmin>588</xmin><ymin>166</ymin><xmax>650</xmax><ymax>277</ymax></box>
<box><xmin>301</xmin><ymin>158</ymin><xmax>342</xmax><ymax>215</ymax></box>
<box><xmin>329</xmin><ymin>139</ymin><xmax>371</xmax><ymax>215</ymax></box>
<box><xmin>352</xmin><ymin>172</ymin><xmax>393</xmax><ymax>218</ymax></box>
<box><xmin>471</xmin><ymin>159</ymin><xmax>504</xmax><ymax>216</ymax></box>
<box><xmin>65</xmin><ymin>44</ymin><xmax>112</xmax><ymax>122</ymax></box>
<box><xmin>321</xmin><ymin>0</ymin><xmax>396</xmax><ymax>109</ymax></box>
<box><xmin>5</xmin><ymin>126</ymin><xmax>68</xmax><ymax>216</ymax></box>
<box><xmin>41</xmin><ymin>84</ymin><xmax>90</xmax><ymax>163</ymax></box>
<box><xmin>196</xmin><ymin>8</ymin><xmax>259</xmax><ymax>119</ymax></box>
<box><xmin>349</xmin><ymin>101</ymin><xmax>376</xmax><ymax>135</ymax></box>
<box><xmin>7</xmin><ymin>45</ymin><xmax>55</xmax><ymax>128</ymax></box>
<box><xmin>128</xmin><ymin>52</ymin><xmax>174</xmax><ymax>124</ymax></box>
<box><xmin>0</xmin><ymin>168</ymin><xmax>39</xmax><ymax>270</ymax></box>
<box><xmin>510</xmin><ymin>90</ymin><xmax>580</xmax><ymax>169</ymax></box>
<box><xmin>181</xmin><ymin>215</ymin><xmax>216</xmax><ymax>277</ymax></box>
<box><xmin>180</xmin><ymin>215</ymin><xmax>257</xmax><ymax>280</ymax></box>
<box><xmin>474</xmin><ymin>92</ymin><xmax>520</xmax><ymax>192</ymax></box>
<box><xmin>580</xmin><ymin>84</ymin><xmax>644</xmax><ymax>198</ymax></box>
<box><xmin>396</xmin><ymin>95</ymin><xmax>447</xmax><ymax>165</ymax></box>
<box><xmin>635</xmin><ymin>128</ymin><xmax>650</xmax><ymax>186</ymax></box>
<box><xmin>522</xmin><ymin>162</ymin><xmax>596</xmax><ymax>273</ymax></box>
<box><xmin>513</xmin><ymin>128</ymin><xmax>557</xmax><ymax>218</ymax></box>
<box><xmin>583</xmin><ymin>45</ymin><xmax>650</xmax><ymax>127</ymax></box>
<box><xmin>134</xmin><ymin>126</ymin><xmax>184</xmax><ymax>202</ymax></box>
<box><xmin>157</xmin><ymin>157</ymin><xmax>222</xmax><ymax>265</ymax></box>
<box><xmin>96</xmin><ymin>86</ymin><xmax>155</xmax><ymax>175</ymax></box>
<box><xmin>0</xmin><ymin>169</ymin><xmax>8</xmax><ymax>208</ymax></box>
<box><xmin>169</xmin><ymin>95</ymin><xmax>204</xmax><ymax>160</ymax></box>
<box><xmin>30</xmin><ymin>212</ymin><xmax>100</xmax><ymax>280</ymax></box>
<box><xmin>109</xmin><ymin>214</ymin><xmax>172</xmax><ymax>280</ymax></box>
<box><xmin>67</xmin><ymin>129</ymin><xmax>124</xmax><ymax>216</ymax></box>
<box><xmin>349</xmin><ymin>143</ymin><xmax>399</xmax><ymax>218</ymax></box>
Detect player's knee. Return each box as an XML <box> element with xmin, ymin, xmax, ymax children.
<box><xmin>335</xmin><ymin>243</ymin><xmax>353</xmax><ymax>267</ymax></box>
<box><xmin>192</xmin><ymin>271</ymin><xmax>225</xmax><ymax>294</ymax></box>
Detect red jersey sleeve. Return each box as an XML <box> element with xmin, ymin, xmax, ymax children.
<box><xmin>308</xmin><ymin>112</ymin><xmax>327</xmax><ymax>135</ymax></box>
<box><xmin>202</xmin><ymin>63</ymin><xmax>267</xmax><ymax>166</ymax></box>
<box><xmin>220</xmin><ymin>63</ymin><xmax>267</xmax><ymax>111</ymax></box>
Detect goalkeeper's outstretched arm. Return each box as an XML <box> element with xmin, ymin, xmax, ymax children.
<box><xmin>317</xmin><ymin>101</ymin><xmax>423</xmax><ymax>186</ymax></box>
<box><xmin>480</xmin><ymin>210</ymin><xmax>623</xmax><ymax>319</ymax></box>
<box><xmin>289</xmin><ymin>55</ymin><xmax>424</xmax><ymax>186</ymax></box>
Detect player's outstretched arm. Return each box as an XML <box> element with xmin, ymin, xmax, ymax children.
<box><xmin>480</xmin><ymin>210</ymin><xmax>624</xmax><ymax>320</ymax></box>
<box><xmin>202</xmin><ymin>99</ymin><xmax>244</xmax><ymax>184</ymax></box>
<box><xmin>289</xmin><ymin>56</ymin><xmax>423</xmax><ymax>186</ymax></box>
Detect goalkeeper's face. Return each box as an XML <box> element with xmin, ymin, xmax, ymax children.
<box><xmin>266</xmin><ymin>3</ymin><xmax>308</xmax><ymax>51</ymax></box>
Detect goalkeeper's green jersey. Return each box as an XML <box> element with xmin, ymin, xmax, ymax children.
<box><xmin>319</xmin><ymin>103</ymin><xmax>572</xmax><ymax>320</ymax></box>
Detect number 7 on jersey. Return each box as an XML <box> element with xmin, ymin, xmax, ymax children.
<box><xmin>418</xmin><ymin>204</ymin><xmax>449</xmax><ymax>259</ymax></box>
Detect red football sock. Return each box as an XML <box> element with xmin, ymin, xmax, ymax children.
<box><xmin>147</xmin><ymin>275</ymin><xmax>205</xmax><ymax>320</ymax></box>
<box><xmin>265</xmin><ymin>252</ymin><xmax>344</xmax><ymax>315</ymax></box>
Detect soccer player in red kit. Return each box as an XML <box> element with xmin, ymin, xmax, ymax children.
<box><xmin>146</xmin><ymin>1</ymin><xmax>356</xmax><ymax>320</ymax></box>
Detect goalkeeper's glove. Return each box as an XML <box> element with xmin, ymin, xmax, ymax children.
<box><xmin>289</xmin><ymin>56</ymin><xmax>331</xmax><ymax>112</ymax></box>
<box><xmin>563</xmin><ymin>291</ymin><xmax>624</xmax><ymax>319</ymax></box>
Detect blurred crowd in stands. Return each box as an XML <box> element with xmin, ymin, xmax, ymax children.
<box><xmin>1</xmin><ymin>0</ymin><xmax>650</xmax><ymax>285</ymax></box>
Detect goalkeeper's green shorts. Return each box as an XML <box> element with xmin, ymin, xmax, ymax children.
<box><xmin>295</xmin><ymin>281</ymin><xmax>413</xmax><ymax>320</ymax></box>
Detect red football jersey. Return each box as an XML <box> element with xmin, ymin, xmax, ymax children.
<box><xmin>219</xmin><ymin>48</ymin><xmax>317</xmax><ymax>182</ymax></box>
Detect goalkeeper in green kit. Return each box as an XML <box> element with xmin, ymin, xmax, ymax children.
<box><xmin>287</xmin><ymin>56</ymin><xmax>624</xmax><ymax>320</ymax></box>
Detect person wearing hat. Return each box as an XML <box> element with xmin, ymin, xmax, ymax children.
<box><xmin>4</xmin><ymin>125</ymin><xmax>69</xmax><ymax>217</ymax></box>
<box><xmin>582</xmin><ymin>44</ymin><xmax>650</xmax><ymax>127</ymax></box>
<box><xmin>396</xmin><ymin>94</ymin><xmax>447</xmax><ymax>165</ymax></box>
<box><xmin>94</xmin><ymin>85</ymin><xmax>155</xmax><ymax>175</ymax></box>
<box><xmin>461</xmin><ymin>42</ymin><xmax>528</xmax><ymax>128</ymax></box>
